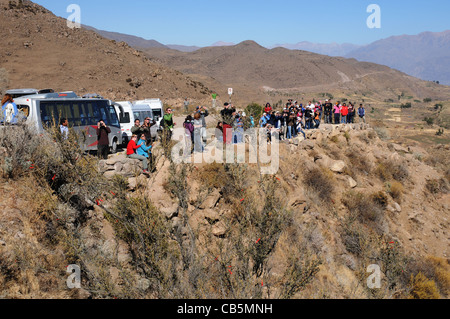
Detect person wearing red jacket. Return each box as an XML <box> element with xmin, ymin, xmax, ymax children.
<box><xmin>340</xmin><ymin>103</ymin><xmax>349</xmax><ymax>124</ymax></box>
<box><xmin>264</xmin><ymin>103</ymin><xmax>272</xmax><ymax>114</ymax></box>
<box><xmin>127</xmin><ymin>134</ymin><xmax>149</xmax><ymax>174</ymax></box>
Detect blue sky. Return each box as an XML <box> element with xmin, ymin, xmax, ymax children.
<box><xmin>34</xmin><ymin>0</ymin><xmax>450</xmax><ymax>47</ymax></box>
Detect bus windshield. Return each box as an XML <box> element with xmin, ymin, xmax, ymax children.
<box><xmin>40</xmin><ymin>100</ymin><xmax>120</xmax><ymax>128</ymax></box>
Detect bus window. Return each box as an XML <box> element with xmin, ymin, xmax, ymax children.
<box><xmin>108</xmin><ymin>105</ymin><xmax>120</xmax><ymax>127</ymax></box>
<box><xmin>134</xmin><ymin>112</ymin><xmax>141</xmax><ymax>122</ymax></box>
<box><xmin>56</xmin><ymin>102</ymin><xmax>73</xmax><ymax>121</ymax></box>
<box><xmin>71</xmin><ymin>103</ymin><xmax>83</xmax><ymax>126</ymax></box>
<box><xmin>119</xmin><ymin>112</ymin><xmax>130</xmax><ymax>124</ymax></box>
<box><xmin>84</xmin><ymin>102</ymin><xmax>98</xmax><ymax>125</ymax></box>
<box><xmin>40</xmin><ymin>101</ymin><xmax>58</xmax><ymax>126</ymax></box>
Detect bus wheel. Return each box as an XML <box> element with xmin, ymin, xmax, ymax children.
<box><xmin>111</xmin><ymin>139</ymin><xmax>118</xmax><ymax>154</ymax></box>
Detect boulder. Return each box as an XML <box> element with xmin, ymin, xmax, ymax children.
<box><xmin>203</xmin><ymin>209</ymin><xmax>220</xmax><ymax>224</ymax></box>
<box><xmin>301</xmin><ymin>140</ymin><xmax>315</xmax><ymax>150</ymax></box>
<box><xmin>392</xmin><ymin>143</ymin><xmax>409</xmax><ymax>153</ymax></box>
<box><xmin>199</xmin><ymin>189</ymin><xmax>221</xmax><ymax>209</ymax></box>
<box><xmin>348</xmin><ymin>176</ymin><xmax>357</xmax><ymax>188</ymax></box>
<box><xmin>330</xmin><ymin>160</ymin><xmax>346</xmax><ymax>173</ymax></box>
<box><xmin>212</xmin><ymin>222</ymin><xmax>227</xmax><ymax>237</ymax></box>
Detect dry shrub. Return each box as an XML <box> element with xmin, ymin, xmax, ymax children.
<box><xmin>341</xmin><ymin>190</ymin><xmax>385</xmax><ymax>225</ymax></box>
<box><xmin>302</xmin><ymin>166</ymin><xmax>335</xmax><ymax>203</ymax></box>
<box><xmin>387</xmin><ymin>181</ymin><xmax>404</xmax><ymax>202</ymax></box>
<box><xmin>425</xmin><ymin>146</ymin><xmax>449</xmax><ymax>171</ymax></box>
<box><xmin>345</xmin><ymin>146</ymin><xmax>373</xmax><ymax>175</ymax></box>
<box><xmin>371</xmin><ymin>191</ymin><xmax>389</xmax><ymax>208</ymax></box>
<box><xmin>375</xmin><ymin>159</ymin><xmax>409</xmax><ymax>182</ymax></box>
<box><xmin>427</xmin><ymin>256</ymin><xmax>450</xmax><ymax>296</ymax></box>
<box><xmin>196</xmin><ymin>162</ymin><xmax>227</xmax><ymax>191</ymax></box>
<box><xmin>425</xmin><ymin>178</ymin><xmax>449</xmax><ymax>194</ymax></box>
<box><xmin>408</xmin><ymin>273</ymin><xmax>440</xmax><ymax>299</ymax></box>
<box><xmin>340</xmin><ymin>217</ymin><xmax>376</xmax><ymax>257</ymax></box>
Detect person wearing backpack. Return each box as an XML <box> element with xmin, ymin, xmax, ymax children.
<box><xmin>1</xmin><ymin>94</ymin><xmax>18</xmax><ymax>124</ymax></box>
<box><xmin>358</xmin><ymin>104</ymin><xmax>366</xmax><ymax>123</ymax></box>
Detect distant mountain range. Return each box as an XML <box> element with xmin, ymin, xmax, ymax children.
<box><xmin>82</xmin><ymin>25</ymin><xmax>450</xmax><ymax>85</ymax></box>
<box><xmin>344</xmin><ymin>30</ymin><xmax>450</xmax><ymax>85</ymax></box>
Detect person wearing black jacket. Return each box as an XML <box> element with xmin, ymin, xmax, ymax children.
<box><xmin>324</xmin><ymin>100</ymin><xmax>333</xmax><ymax>124</ymax></box>
<box><xmin>220</xmin><ymin>103</ymin><xmax>236</xmax><ymax>144</ymax></box>
<box><xmin>96</xmin><ymin>119</ymin><xmax>111</xmax><ymax>159</ymax></box>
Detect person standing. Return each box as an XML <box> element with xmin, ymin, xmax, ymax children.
<box><xmin>358</xmin><ymin>104</ymin><xmax>366</xmax><ymax>123</ymax></box>
<box><xmin>333</xmin><ymin>102</ymin><xmax>341</xmax><ymax>125</ymax></box>
<box><xmin>220</xmin><ymin>103</ymin><xmax>236</xmax><ymax>145</ymax></box>
<box><xmin>212</xmin><ymin>92</ymin><xmax>218</xmax><ymax>108</ymax></box>
<box><xmin>142</xmin><ymin>117</ymin><xmax>156</xmax><ymax>143</ymax></box>
<box><xmin>348</xmin><ymin>103</ymin><xmax>355</xmax><ymax>124</ymax></box>
<box><xmin>340</xmin><ymin>103</ymin><xmax>349</xmax><ymax>124</ymax></box>
<box><xmin>96</xmin><ymin>119</ymin><xmax>111</xmax><ymax>159</ymax></box>
<box><xmin>60</xmin><ymin>118</ymin><xmax>69</xmax><ymax>140</ymax></box>
<box><xmin>324</xmin><ymin>100</ymin><xmax>332</xmax><ymax>124</ymax></box>
<box><xmin>195</xmin><ymin>106</ymin><xmax>209</xmax><ymax>144</ymax></box>
<box><xmin>131</xmin><ymin>119</ymin><xmax>144</xmax><ymax>136</ymax></box>
<box><xmin>162</xmin><ymin>107</ymin><xmax>175</xmax><ymax>143</ymax></box>
<box><xmin>1</xmin><ymin>94</ymin><xmax>18</xmax><ymax>124</ymax></box>
<box><xmin>184</xmin><ymin>98</ymin><xmax>190</xmax><ymax>113</ymax></box>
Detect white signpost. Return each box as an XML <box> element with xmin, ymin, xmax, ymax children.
<box><xmin>228</xmin><ymin>88</ymin><xmax>233</xmax><ymax>103</ymax></box>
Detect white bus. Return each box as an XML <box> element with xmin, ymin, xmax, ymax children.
<box><xmin>133</xmin><ymin>98</ymin><xmax>165</xmax><ymax>129</ymax></box>
<box><xmin>114</xmin><ymin>101</ymin><xmax>158</xmax><ymax>144</ymax></box>
<box><xmin>13</xmin><ymin>92</ymin><xmax>123</xmax><ymax>153</ymax></box>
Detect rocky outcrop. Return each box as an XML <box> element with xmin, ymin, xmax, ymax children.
<box><xmin>98</xmin><ymin>153</ymin><xmax>144</xmax><ymax>179</ymax></box>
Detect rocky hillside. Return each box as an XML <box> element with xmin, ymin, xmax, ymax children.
<box><xmin>0</xmin><ymin>0</ymin><xmax>212</xmax><ymax>106</ymax></box>
<box><xmin>0</xmin><ymin>121</ymin><xmax>448</xmax><ymax>299</ymax></box>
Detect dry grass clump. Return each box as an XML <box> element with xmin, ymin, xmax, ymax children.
<box><xmin>408</xmin><ymin>273</ymin><xmax>441</xmax><ymax>299</ymax></box>
<box><xmin>345</xmin><ymin>146</ymin><xmax>373</xmax><ymax>176</ymax></box>
<box><xmin>425</xmin><ymin>178</ymin><xmax>449</xmax><ymax>194</ymax></box>
<box><xmin>375</xmin><ymin>159</ymin><xmax>409</xmax><ymax>182</ymax></box>
<box><xmin>386</xmin><ymin>181</ymin><xmax>404</xmax><ymax>203</ymax></box>
<box><xmin>302</xmin><ymin>166</ymin><xmax>335</xmax><ymax>204</ymax></box>
<box><xmin>341</xmin><ymin>190</ymin><xmax>385</xmax><ymax>226</ymax></box>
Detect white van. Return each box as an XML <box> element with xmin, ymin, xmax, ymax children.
<box><xmin>6</xmin><ymin>88</ymin><xmax>55</xmax><ymax>99</ymax></box>
<box><xmin>114</xmin><ymin>101</ymin><xmax>158</xmax><ymax>145</ymax></box>
<box><xmin>133</xmin><ymin>99</ymin><xmax>165</xmax><ymax>129</ymax></box>
<box><xmin>13</xmin><ymin>92</ymin><xmax>123</xmax><ymax>153</ymax></box>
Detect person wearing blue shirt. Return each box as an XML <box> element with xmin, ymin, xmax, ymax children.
<box><xmin>136</xmin><ymin>134</ymin><xmax>154</xmax><ymax>172</ymax></box>
<box><xmin>1</xmin><ymin>94</ymin><xmax>18</xmax><ymax>124</ymax></box>
<box><xmin>136</xmin><ymin>134</ymin><xmax>152</xmax><ymax>158</ymax></box>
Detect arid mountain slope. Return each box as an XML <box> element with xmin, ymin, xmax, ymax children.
<box><xmin>0</xmin><ymin>0</ymin><xmax>211</xmax><ymax>104</ymax></box>
<box><xmin>346</xmin><ymin>30</ymin><xmax>450</xmax><ymax>85</ymax></box>
<box><xmin>143</xmin><ymin>40</ymin><xmax>450</xmax><ymax>105</ymax></box>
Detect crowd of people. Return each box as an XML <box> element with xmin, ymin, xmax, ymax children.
<box><xmin>257</xmin><ymin>99</ymin><xmax>366</xmax><ymax>142</ymax></box>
